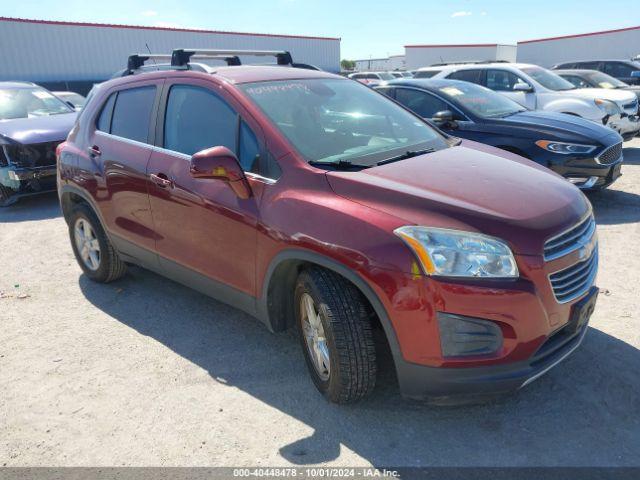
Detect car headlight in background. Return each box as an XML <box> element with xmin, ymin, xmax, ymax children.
<box><xmin>535</xmin><ymin>140</ymin><xmax>597</xmax><ymax>155</ymax></box>
<box><xmin>394</xmin><ymin>226</ymin><xmax>519</xmax><ymax>278</ymax></box>
<box><xmin>594</xmin><ymin>98</ymin><xmax>622</xmax><ymax>116</ymax></box>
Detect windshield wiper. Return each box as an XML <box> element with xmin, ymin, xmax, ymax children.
<box><xmin>376</xmin><ymin>148</ymin><xmax>435</xmax><ymax>166</ymax></box>
<box><xmin>308</xmin><ymin>159</ymin><xmax>370</xmax><ymax>170</ymax></box>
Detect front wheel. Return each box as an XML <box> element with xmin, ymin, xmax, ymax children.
<box><xmin>294</xmin><ymin>268</ymin><xmax>377</xmax><ymax>403</ymax></box>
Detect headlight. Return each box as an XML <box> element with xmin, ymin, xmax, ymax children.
<box><xmin>594</xmin><ymin>98</ymin><xmax>621</xmax><ymax>115</ymax></box>
<box><xmin>535</xmin><ymin>140</ymin><xmax>597</xmax><ymax>155</ymax></box>
<box><xmin>394</xmin><ymin>226</ymin><xmax>519</xmax><ymax>278</ymax></box>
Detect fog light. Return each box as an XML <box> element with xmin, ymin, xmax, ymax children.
<box><xmin>437</xmin><ymin>313</ymin><xmax>503</xmax><ymax>357</ymax></box>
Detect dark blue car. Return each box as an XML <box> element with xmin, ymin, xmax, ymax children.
<box><xmin>0</xmin><ymin>81</ymin><xmax>77</xmax><ymax>206</ymax></box>
<box><xmin>376</xmin><ymin>79</ymin><xmax>624</xmax><ymax>190</ymax></box>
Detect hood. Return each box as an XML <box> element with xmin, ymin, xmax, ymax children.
<box><xmin>491</xmin><ymin>110</ymin><xmax>614</xmax><ymax>142</ymax></box>
<box><xmin>563</xmin><ymin>87</ymin><xmax>636</xmax><ymax>105</ymax></box>
<box><xmin>326</xmin><ymin>141</ymin><xmax>590</xmax><ymax>256</ymax></box>
<box><xmin>0</xmin><ymin>113</ymin><xmax>77</xmax><ymax>144</ymax></box>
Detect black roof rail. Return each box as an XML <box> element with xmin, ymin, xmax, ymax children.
<box><xmin>127</xmin><ymin>54</ymin><xmax>173</xmax><ymax>73</ymax></box>
<box><xmin>171</xmin><ymin>48</ymin><xmax>293</xmax><ymax>67</ymax></box>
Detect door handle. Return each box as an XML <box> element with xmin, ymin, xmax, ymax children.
<box><xmin>150</xmin><ymin>173</ymin><xmax>173</xmax><ymax>188</ymax></box>
<box><xmin>88</xmin><ymin>145</ymin><xmax>101</xmax><ymax>157</ymax></box>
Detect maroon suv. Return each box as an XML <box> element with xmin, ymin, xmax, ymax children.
<box><xmin>57</xmin><ymin>50</ymin><xmax>598</xmax><ymax>404</ymax></box>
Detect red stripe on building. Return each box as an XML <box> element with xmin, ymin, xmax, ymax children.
<box><xmin>0</xmin><ymin>16</ymin><xmax>341</xmax><ymax>41</ymax></box>
<box><xmin>519</xmin><ymin>25</ymin><xmax>640</xmax><ymax>44</ymax></box>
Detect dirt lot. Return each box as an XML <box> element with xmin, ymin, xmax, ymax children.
<box><xmin>1</xmin><ymin>141</ymin><xmax>639</xmax><ymax>468</ymax></box>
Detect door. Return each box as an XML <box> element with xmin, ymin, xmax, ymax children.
<box><xmin>89</xmin><ymin>81</ymin><xmax>162</xmax><ymax>253</ymax></box>
<box><xmin>147</xmin><ymin>80</ymin><xmax>263</xmax><ymax>296</ymax></box>
<box><xmin>485</xmin><ymin>69</ymin><xmax>536</xmax><ymax>109</ymax></box>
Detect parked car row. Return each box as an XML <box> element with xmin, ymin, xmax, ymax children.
<box><xmin>414</xmin><ymin>63</ymin><xmax>640</xmax><ymax>141</ymax></box>
<box><xmin>49</xmin><ymin>48</ymin><xmax>601</xmax><ymax>404</ymax></box>
<box><xmin>376</xmin><ymin>79</ymin><xmax>623</xmax><ymax>189</ymax></box>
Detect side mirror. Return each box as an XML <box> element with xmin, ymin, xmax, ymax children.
<box><xmin>65</xmin><ymin>101</ymin><xmax>76</xmax><ymax>109</ymax></box>
<box><xmin>190</xmin><ymin>146</ymin><xmax>252</xmax><ymax>200</ymax></box>
<box><xmin>431</xmin><ymin>110</ymin><xmax>457</xmax><ymax>128</ymax></box>
<box><xmin>513</xmin><ymin>83</ymin><xmax>533</xmax><ymax>93</ymax></box>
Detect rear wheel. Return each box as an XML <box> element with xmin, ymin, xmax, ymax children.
<box><xmin>68</xmin><ymin>203</ymin><xmax>127</xmax><ymax>282</ymax></box>
<box><xmin>294</xmin><ymin>267</ymin><xmax>377</xmax><ymax>403</ymax></box>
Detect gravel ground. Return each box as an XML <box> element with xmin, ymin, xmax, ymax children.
<box><xmin>1</xmin><ymin>140</ymin><xmax>639</xmax><ymax>467</ymax></box>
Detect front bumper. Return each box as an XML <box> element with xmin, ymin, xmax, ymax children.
<box><xmin>606</xmin><ymin>113</ymin><xmax>640</xmax><ymax>140</ymax></box>
<box><xmin>396</xmin><ymin>286</ymin><xmax>598</xmax><ymax>404</ymax></box>
<box><xmin>0</xmin><ymin>166</ymin><xmax>57</xmax><ymax>205</ymax></box>
<box><xmin>550</xmin><ymin>158</ymin><xmax>622</xmax><ymax>190</ymax></box>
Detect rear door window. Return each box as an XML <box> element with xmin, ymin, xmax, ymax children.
<box><xmin>96</xmin><ymin>93</ymin><xmax>116</xmax><ymax>132</ymax></box>
<box><xmin>164</xmin><ymin>85</ymin><xmax>237</xmax><ymax>156</ymax></box>
<box><xmin>486</xmin><ymin>70</ymin><xmax>530</xmax><ymax>91</ymax></box>
<box><xmin>110</xmin><ymin>86</ymin><xmax>157</xmax><ymax>143</ymax></box>
<box><xmin>603</xmin><ymin>62</ymin><xmax>634</xmax><ymax>78</ymax></box>
<box><xmin>447</xmin><ymin>69</ymin><xmax>484</xmax><ymax>85</ymax></box>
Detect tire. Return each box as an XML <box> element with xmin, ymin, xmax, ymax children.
<box><xmin>0</xmin><ymin>185</ymin><xmax>17</xmax><ymax>207</ymax></box>
<box><xmin>294</xmin><ymin>267</ymin><xmax>377</xmax><ymax>403</ymax></box>
<box><xmin>68</xmin><ymin>203</ymin><xmax>127</xmax><ymax>283</ymax></box>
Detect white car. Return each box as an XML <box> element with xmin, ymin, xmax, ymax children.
<box><xmin>415</xmin><ymin>63</ymin><xmax>640</xmax><ymax>140</ymax></box>
<box><xmin>348</xmin><ymin>71</ymin><xmax>396</xmax><ymax>87</ymax></box>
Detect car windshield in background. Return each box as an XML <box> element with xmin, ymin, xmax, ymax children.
<box><xmin>241</xmin><ymin>78</ymin><xmax>448</xmax><ymax>166</ymax></box>
<box><xmin>0</xmin><ymin>87</ymin><xmax>73</xmax><ymax>120</ymax></box>
<box><xmin>438</xmin><ymin>82</ymin><xmax>526</xmax><ymax>118</ymax></box>
<box><xmin>587</xmin><ymin>71</ymin><xmax>628</xmax><ymax>89</ymax></box>
<box><xmin>522</xmin><ymin>67</ymin><xmax>577</xmax><ymax>91</ymax></box>
<box><xmin>377</xmin><ymin>72</ymin><xmax>396</xmax><ymax>80</ymax></box>
<box><xmin>56</xmin><ymin>92</ymin><xmax>87</xmax><ymax>107</ymax></box>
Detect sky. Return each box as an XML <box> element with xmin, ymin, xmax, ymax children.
<box><xmin>2</xmin><ymin>0</ymin><xmax>639</xmax><ymax>59</ymax></box>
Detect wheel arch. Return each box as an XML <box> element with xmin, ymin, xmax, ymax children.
<box><xmin>258</xmin><ymin>249</ymin><xmax>404</xmax><ymax>365</ymax></box>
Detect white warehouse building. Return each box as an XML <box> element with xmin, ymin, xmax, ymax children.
<box><xmin>354</xmin><ymin>54</ymin><xmax>405</xmax><ymax>72</ymax></box>
<box><xmin>0</xmin><ymin>17</ymin><xmax>341</xmax><ymax>93</ymax></box>
<box><xmin>517</xmin><ymin>26</ymin><xmax>640</xmax><ymax>68</ymax></box>
<box><xmin>405</xmin><ymin>43</ymin><xmax>517</xmax><ymax>70</ymax></box>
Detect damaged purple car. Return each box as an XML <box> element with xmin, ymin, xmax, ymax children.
<box><xmin>0</xmin><ymin>81</ymin><xmax>77</xmax><ymax>206</ymax></box>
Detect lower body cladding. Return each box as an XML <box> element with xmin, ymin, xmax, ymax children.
<box><xmin>0</xmin><ymin>165</ymin><xmax>57</xmax><ymax>206</ymax></box>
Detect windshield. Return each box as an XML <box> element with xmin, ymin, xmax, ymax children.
<box><xmin>0</xmin><ymin>87</ymin><xmax>73</xmax><ymax>120</ymax></box>
<box><xmin>377</xmin><ymin>72</ymin><xmax>396</xmax><ymax>80</ymax></box>
<box><xmin>587</xmin><ymin>71</ymin><xmax>628</xmax><ymax>89</ymax></box>
<box><xmin>521</xmin><ymin>67</ymin><xmax>576</xmax><ymax>91</ymax></box>
<box><xmin>437</xmin><ymin>82</ymin><xmax>526</xmax><ymax>118</ymax></box>
<box><xmin>56</xmin><ymin>92</ymin><xmax>87</xmax><ymax>107</ymax></box>
<box><xmin>241</xmin><ymin>78</ymin><xmax>448</xmax><ymax>165</ymax></box>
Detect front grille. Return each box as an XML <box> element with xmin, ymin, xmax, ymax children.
<box><xmin>549</xmin><ymin>249</ymin><xmax>598</xmax><ymax>303</ymax></box>
<box><xmin>4</xmin><ymin>141</ymin><xmax>59</xmax><ymax>168</ymax></box>
<box><xmin>596</xmin><ymin>142</ymin><xmax>623</xmax><ymax>165</ymax></box>
<box><xmin>623</xmin><ymin>99</ymin><xmax>638</xmax><ymax>112</ymax></box>
<box><xmin>543</xmin><ymin>215</ymin><xmax>596</xmax><ymax>261</ymax></box>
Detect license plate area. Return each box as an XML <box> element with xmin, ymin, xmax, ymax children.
<box><xmin>566</xmin><ymin>287</ymin><xmax>598</xmax><ymax>334</ymax></box>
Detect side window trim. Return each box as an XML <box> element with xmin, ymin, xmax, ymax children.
<box><xmin>394</xmin><ymin>86</ymin><xmax>469</xmax><ymax>121</ymax></box>
<box><xmin>94</xmin><ymin>81</ymin><xmax>163</xmax><ymax>146</ymax></box>
<box><xmin>156</xmin><ymin>80</ymin><xmax>281</xmax><ymax>181</ymax></box>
